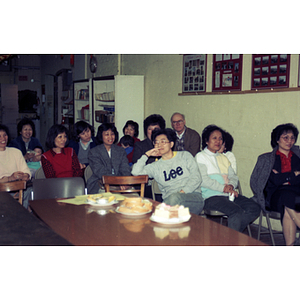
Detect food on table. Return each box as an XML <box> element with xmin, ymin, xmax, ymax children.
<box><xmin>87</xmin><ymin>194</ymin><xmax>116</xmax><ymax>203</ymax></box>
<box><xmin>118</xmin><ymin>197</ymin><xmax>152</xmax><ymax>213</ymax></box>
<box><xmin>153</xmin><ymin>203</ymin><xmax>190</xmax><ymax>219</ymax></box>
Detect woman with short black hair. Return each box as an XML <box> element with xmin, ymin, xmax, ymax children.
<box><xmin>251</xmin><ymin>123</ymin><xmax>300</xmax><ymax>245</ymax></box>
<box><xmin>9</xmin><ymin>117</ymin><xmax>43</xmax><ymax>162</ymax></box>
<box><xmin>41</xmin><ymin>124</ymin><xmax>83</xmax><ymax>178</ymax></box>
<box><xmin>68</xmin><ymin>121</ymin><xmax>97</xmax><ymax>169</ymax></box>
<box><xmin>196</xmin><ymin>124</ymin><xmax>261</xmax><ymax>233</ymax></box>
<box><xmin>86</xmin><ymin>123</ymin><xmax>131</xmax><ymax>194</ymax></box>
<box><xmin>0</xmin><ymin>124</ymin><xmax>31</xmax><ymax>209</ymax></box>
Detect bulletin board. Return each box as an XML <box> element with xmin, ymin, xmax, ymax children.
<box><xmin>212</xmin><ymin>54</ymin><xmax>243</xmax><ymax>92</ymax></box>
<box><xmin>182</xmin><ymin>54</ymin><xmax>206</xmax><ymax>93</ymax></box>
<box><xmin>252</xmin><ymin>54</ymin><xmax>290</xmax><ymax>89</ymax></box>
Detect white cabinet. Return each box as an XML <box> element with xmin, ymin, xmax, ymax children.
<box><xmin>92</xmin><ymin>75</ymin><xmax>144</xmax><ymax>136</ymax></box>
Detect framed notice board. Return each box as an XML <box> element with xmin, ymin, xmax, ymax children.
<box><xmin>252</xmin><ymin>54</ymin><xmax>290</xmax><ymax>89</ymax></box>
<box><xmin>182</xmin><ymin>54</ymin><xmax>206</xmax><ymax>93</ymax></box>
<box><xmin>212</xmin><ymin>54</ymin><xmax>243</xmax><ymax>92</ymax></box>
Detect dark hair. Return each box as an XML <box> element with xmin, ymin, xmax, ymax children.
<box><xmin>271</xmin><ymin>123</ymin><xmax>299</xmax><ymax>148</ymax></box>
<box><xmin>33</xmin><ymin>145</ymin><xmax>44</xmax><ymax>154</ymax></box>
<box><xmin>201</xmin><ymin>124</ymin><xmax>225</xmax><ymax>150</ymax></box>
<box><xmin>73</xmin><ymin>121</ymin><xmax>94</xmax><ymax>142</ymax></box>
<box><xmin>143</xmin><ymin>114</ymin><xmax>166</xmax><ymax>137</ymax></box>
<box><xmin>223</xmin><ymin>131</ymin><xmax>234</xmax><ymax>152</ymax></box>
<box><xmin>120</xmin><ymin>135</ymin><xmax>134</xmax><ymax>147</ymax></box>
<box><xmin>45</xmin><ymin>124</ymin><xmax>69</xmax><ymax>149</ymax></box>
<box><xmin>0</xmin><ymin>124</ymin><xmax>11</xmax><ymax>144</ymax></box>
<box><xmin>17</xmin><ymin>117</ymin><xmax>36</xmax><ymax>137</ymax></box>
<box><xmin>96</xmin><ymin>123</ymin><xmax>119</xmax><ymax>144</ymax></box>
<box><xmin>151</xmin><ymin>128</ymin><xmax>177</xmax><ymax>151</ymax></box>
<box><xmin>123</xmin><ymin>120</ymin><xmax>139</xmax><ymax>138</ymax></box>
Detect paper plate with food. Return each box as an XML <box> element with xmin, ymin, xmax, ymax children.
<box><xmin>116</xmin><ymin>197</ymin><xmax>153</xmax><ymax>215</ymax></box>
<box><xmin>86</xmin><ymin>194</ymin><xmax>118</xmax><ymax>206</ymax></box>
<box><xmin>150</xmin><ymin>203</ymin><xmax>191</xmax><ymax>225</ymax></box>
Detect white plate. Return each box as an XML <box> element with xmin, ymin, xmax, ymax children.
<box><xmin>86</xmin><ymin>199</ymin><xmax>118</xmax><ymax>207</ymax></box>
<box><xmin>115</xmin><ymin>206</ymin><xmax>152</xmax><ymax>216</ymax></box>
<box><xmin>149</xmin><ymin>214</ymin><xmax>191</xmax><ymax>225</ymax></box>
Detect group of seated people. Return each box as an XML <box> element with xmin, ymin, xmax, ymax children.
<box><xmin>1</xmin><ymin>114</ymin><xmax>300</xmax><ymax>245</ymax></box>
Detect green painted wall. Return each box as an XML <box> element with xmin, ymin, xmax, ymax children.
<box><xmin>116</xmin><ymin>54</ymin><xmax>300</xmax><ymax>198</ymax></box>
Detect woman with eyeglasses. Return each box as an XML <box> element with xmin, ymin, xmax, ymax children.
<box><xmin>132</xmin><ymin>128</ymin><xmax>204</xmax><ymax>215</ymax></box>
<box><xmin>251</xmin><ymin>123</ymin><xmax>300</xmax><ymax>245</ymax></box>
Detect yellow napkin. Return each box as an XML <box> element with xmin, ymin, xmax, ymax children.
<box><xmin>56</xmin><ymin>192</ymin><xmax>126</xmax><ymax>205</ymax></box>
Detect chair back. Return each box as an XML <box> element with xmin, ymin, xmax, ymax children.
<box><xmin>151</xmin><ymin>179</ymin><xmax>161</xmax><ymax>201</ymax></box>
<box><xmin>84</xmin><ymin>165</ymin><xmax>93</xmax><ymax>183</ymax></box>
<box><xmin>102</xmin><ymin>175</ymin><xmax>148</xmax><ymax>198</ymax></box>
<box><xmin>32</xmin><ymin>177</ymin><xmax>86</xmax><ymax>200</ymax></box>
<box><xmin>0</xmin><ymin>180</ymin><xmax>27</xmax><ymax>205</ymax></box>
<box><xmin>35</xmin><ymin>167</ymin><xmax>46</xmax><ymax>179</ymax></box>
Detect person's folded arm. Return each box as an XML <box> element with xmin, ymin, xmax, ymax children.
<box><xmin>197</xmin><ymin>163</ymin><xmax>225</xmax><ymax>193</ymax></box>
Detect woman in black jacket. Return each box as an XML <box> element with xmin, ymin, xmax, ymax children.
<box><xmin>250</xmin><ymin>123</ymin><xmax>300</xmax><ymax>245</ymax></box>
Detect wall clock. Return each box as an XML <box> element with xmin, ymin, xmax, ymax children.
<box><xmin>90</xmin><ymin>55</ymin><xmax>97</xmax><ymax>73</ymax></box>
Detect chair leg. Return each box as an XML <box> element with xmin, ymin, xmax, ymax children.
<box><xmin>265</xmin><ymin>212</ymin><xmax>276</xmax><ymax>246</ymax></box>
<box><xmin>247</xmin><ymin>224</ymin><xmax>252</xmax><ymax>238</ymax></box>
<box><xmin>257</xmin><ymin>210</ymin><xmax>263</xmax><ymax>240</ymax></box>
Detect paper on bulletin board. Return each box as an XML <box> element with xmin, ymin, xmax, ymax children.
<box><xmin>215</xmin><ymin>71</ymin><xmax>220</xmax><ymax>88</ymax></box>
<box><xmin>222</xmin><ymin>73</ymin><xmax>232</xmax><ymax>87</ymax></box>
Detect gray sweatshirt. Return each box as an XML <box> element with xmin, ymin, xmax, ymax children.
<box><xmin>131</xmin><ymin>151</ymin><xmax>202</xmax><ymax>199</ymax></box>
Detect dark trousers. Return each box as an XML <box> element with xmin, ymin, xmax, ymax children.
<box><xmin>204</xmin><ymin>195</ymin><xmax>261</xmax><ymax>232</ymax></box>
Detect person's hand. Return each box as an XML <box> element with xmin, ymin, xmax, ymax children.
<box><xmin>295</xmin><ymin>171</ymin><xmax>300</xmax><ymax>176</ymax></box>
<box><xmin>11</xmin><ymin>171</ymin><xmax>26</xmax><ymax>181</ymax></box>
<box><xmin>230</xmin><ymin>190</ymin><xmax>239</xmax><ymax>198</ymax></box>
<box><xmin>80</xmin><ymin>163</ymin><xmax>86</xmax><ymax>169</ymax></box>
<box><xmin>145</xmin><ymin>148</ymin><xmax>161</xmax><ymax>157</ymax></box>
<box><xmin>272</xmin><ymin>169</ymin><xmax>279</xmax><ymax>174</ymax></box>
<box><xmin>24</xmin><ymin>152</ymin><xmax>35</xmax><ymax>162</ymax></box>
<box><xmin>223</xmin><ymin>184</ymin><xmax>234</xmax><ymax>194</ymax></box>
<box><xmin>120</xmin><ymin>185</ymin><xmax>130</xmax><ymax>190</ymax></box>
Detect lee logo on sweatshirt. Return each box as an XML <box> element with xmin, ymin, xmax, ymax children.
<box><xmin>163</xmin><ymin>167</ymin><xmax>183</xmax><ymax>181</ymax></box>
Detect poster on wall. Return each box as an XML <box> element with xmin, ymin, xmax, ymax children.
<box><xmin>252</xmin><ymin>54</ymin><xmax>290</xmax><ymax>89</ymax></box>
<box><xmin>212</xmin><ymin>54</ymin><xmax>243</xmax><ymax>92</ymax></box>
<box><xmin>182</xmin><ymin>54</ymin><xmax>206</xmax><ymax>93</ymax></box>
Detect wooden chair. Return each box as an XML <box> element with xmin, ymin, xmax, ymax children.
<box><xmin>34</xmin><ymin>167</ymin><xmax>46</xmax><ymax>179</ymax></box>
<box><xmin>0</xmin><ymin>180</ymin><xmax>27</xmax><ymax>205</ymax></box>
<box><xmin>32</xmin><ymin>177</ymin><xmax>86</xmax><ymax>200</ymax></box>
<box><xmin>102</xmin><ymin>175</ymin><xmax>148</xmax><ymax>197</ymax></box>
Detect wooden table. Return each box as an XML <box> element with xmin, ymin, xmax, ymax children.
<box><xmin>0</xmin><ymin>192</ymin><xmax>72</xmax><ymax>246</ymax></box>
<box><xmin>29</xmin><ymin>199</ymin><xmax>267</xmax><ymax>246</ymax></box>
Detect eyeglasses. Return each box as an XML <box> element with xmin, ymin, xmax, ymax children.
<box><xmin>172</xmin><ymin>120</ymin><xmax>184</xmax><ymax>125</ymax></box>
<box><xmin>280</xmin><ymin>136</ymin><xmax>295</xmax><ymax>142</ymax></box>
<box><xmin>154</xmin><ymin>140</ymin><xmax>170</xmax><ymax>146</ymax></box>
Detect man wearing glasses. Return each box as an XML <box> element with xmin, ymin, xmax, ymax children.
<box><xmin>171</xmin><ymin>112</ymin><xmax>201</xmax><ymax>156</ymax></box>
